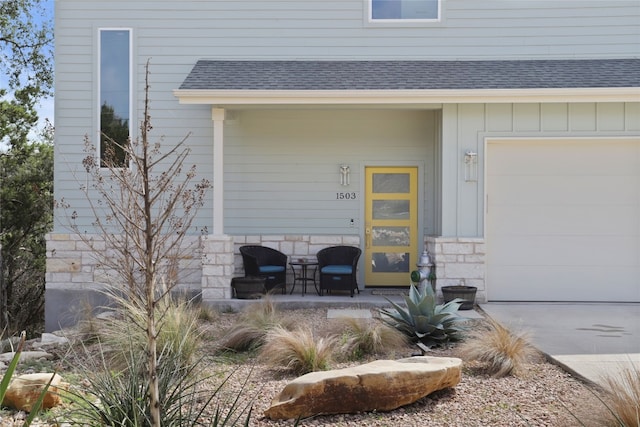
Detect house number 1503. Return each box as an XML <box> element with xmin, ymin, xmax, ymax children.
<box><xmin>336</xmin><ymin>192</ymin><xmax>357</xmax><ymax>200</ymax></box>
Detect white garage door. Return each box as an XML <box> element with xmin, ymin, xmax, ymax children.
<box><xmin>486</xmin><ymin>138</ymin><xmax>640</xmax><ymax>302</ymax></box>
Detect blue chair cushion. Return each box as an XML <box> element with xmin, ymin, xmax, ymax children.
<box><xmin>321</xmin><ymin>265</ymin><xmax>352</xmax><ymax>275</ymax></box>
<box><xmin>258</xmin><ymin>265</ymin><xmax>285</xmax><ymax>274</ymax></box>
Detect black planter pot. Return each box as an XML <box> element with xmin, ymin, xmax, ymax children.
<box><xmin>441</xmin><ymin>285</ymin><xmax>477</xmax><ymax>310</ymax></box>
<box><xmin>231</xmin><ymin>277</ymin><xmax>266</xmax><ymax>299</ymax></box>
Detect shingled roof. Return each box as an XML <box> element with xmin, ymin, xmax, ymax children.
<box><xmin>179</xmin><ymin>59</ymin><xmax>640</xmax><ymax>91</ymax></box>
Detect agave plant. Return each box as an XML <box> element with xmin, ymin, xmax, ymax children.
<box><xmin>379</xmin><ymin>283</ymin><xmax>466</xmax><ymax>348</ymax></box>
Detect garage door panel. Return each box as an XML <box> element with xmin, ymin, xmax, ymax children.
<box><xmin>492</xmin><ymin>206</ymin><xmax>639</xmax><ymax>235</ymax></box>
<box><xmin>490</xmin><ymin>235</ymin><xmax>638</xmax><ymax>266</ymax></box>
<box><xmin>489</xmin><ymin>175</ymin><xmax>639</xmax><ymax>206</ymax></box>
<box><xmin>489</xmin><ymin>140</ymin><xmax>640</xmax><ymax>175</ymax></box>
<box><xmin>490</xmin><ymin>266</ymin><xmax>640</xmax><ymax>301</ymax></box>
<box><xmin>487</xmin><ymin>138</ymin><xmax>640</xmax><ymax>302</ymax></box>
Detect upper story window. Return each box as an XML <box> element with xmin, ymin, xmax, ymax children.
<box><xmin>99</xmin><ymin>29</ymin><xmax>131</xmax><ymax>167</ymax></box>
<box><xmin>370</xmin><ymin>0</ymin><xmax>440</xmax><ymax>22</ymax></box>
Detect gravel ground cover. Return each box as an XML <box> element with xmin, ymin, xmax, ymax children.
<box><xmin>199</xmin><ymin>307</ymin><xmax>607</xmax><ymax>427</ymax></box>
<box><xmin>1</xmin><ymin>306</ymin><xmax>608</xmax><ymax>426</ymax></box>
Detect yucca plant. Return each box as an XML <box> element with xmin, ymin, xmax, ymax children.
<box><xmin>64</xmin><ymin>338</ymin><xmax>254</xmax><ymax>426</ymax></box>
<box><xmin>379</xmin><ymin>283</ymin><xmax>466</xmax><ymax>348</ymax></box>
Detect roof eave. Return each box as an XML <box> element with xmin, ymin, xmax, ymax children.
<box><xmin>173</xmin><ymin>87</ymin><xmax>640</xmax><ymax>105</ymax></box>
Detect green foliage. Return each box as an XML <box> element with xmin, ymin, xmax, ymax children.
<box><xmin>1</xmin><ymin>0</ymin><xmax>53</xmax><ymax>148</ymax></box>
<box><xmin>379</xmin><ymin>283</ymin><xmax>466</xmax><ymax>348</ymax></box>
<box><xmin>1</xmin><ymin>0</ymin><xmax>53</xmax><ymax>337</ymax></box>
<box><xmin>0</xmin><ymin>0</ymin><xmax>52</xmax><ymax>94</ymax></box>
<box><xmin>64</xmin><ymin>341</ymin><xmax>253</xmax><ymax>427</ymax></box>
<box><xmin>0</xmin><ymin>128</ymin><xmax>53</xmax><ymax>337</ymax></box>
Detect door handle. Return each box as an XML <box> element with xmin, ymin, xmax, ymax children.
<box><xmin>365</xmin><ymin>226</ymin><xmax>371</xmax><ymax>248</ymax></box>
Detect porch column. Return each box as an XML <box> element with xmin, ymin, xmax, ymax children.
<box><xmin>200</xmin><ymin>107</ymin><xmax>234</xmax><ymax>302</ymax></box>
<box><xmin>211</xmin><ymin>107</ymin><xmax>225</xmax><ymax>235</ymax></box>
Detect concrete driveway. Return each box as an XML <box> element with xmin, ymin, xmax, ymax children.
<box><xmin>480</xmin><ymin>302</ymin><xmax>640</xmax><ymax>388</ymax></box>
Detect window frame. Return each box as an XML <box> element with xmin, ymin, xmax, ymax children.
<box><xmin>97</xmin><ymin>27</ymin><xmax>132</xmax><ymax>168</ymax></box>
<box><xmin>367</xmin><ymin>0</ymin><xmax>441</xmax><ymax>24</ymax></box>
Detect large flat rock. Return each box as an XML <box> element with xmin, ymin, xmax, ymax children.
<box><xmin>2</xmin><ymin>373</ymin><xmax>67</xmax><ymax>412</ymax></box>
<box><xmin>264</xmin><ymin>356</ymin><xmax>462</xmax><ymax>420</ymax></box>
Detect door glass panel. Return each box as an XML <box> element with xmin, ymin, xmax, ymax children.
<box><xmin>373</xmin><ymin>200</ymin><xmax>410</xmax><ymax>219</ymax></box>
<box><xmin>372</xmin><ymin>173</ymin><xmax>409</xmax><ymax>193</ymax></box>
<box><xmin>372</xmin><ymin>226</ymin><xmax>409</xmax><ymax>246</ymax></box>
<box><xmin>372</xmin><ymin>252</ymin><xmax>410</xmax><ymax>272</ymax></box>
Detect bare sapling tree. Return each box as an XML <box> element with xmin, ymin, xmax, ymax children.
<box><xmin>67</xmin><ymin>60</ymin><xmax>210</xmax><ymax>426</ymax></box>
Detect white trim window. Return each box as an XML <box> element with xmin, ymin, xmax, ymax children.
<box><xmin>369</xmin><ymin>0</ymin><xmax>440</xmax><ymax>22</ymax></box>
<box><xmin>98</xmin><ymin>28</ymin><xmax>131</xmax><ymax>167</ymax></box>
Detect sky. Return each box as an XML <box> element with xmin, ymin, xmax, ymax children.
<box><xmin>36</xmin><ymin>0</ymin><xmax>54</xmax><ymax>130</ymax></box>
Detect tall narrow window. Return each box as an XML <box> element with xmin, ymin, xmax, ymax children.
<box><xmin>99</xmin><ymin>29</ymin><xmax>130</xmax><ymax>167</ymax></box>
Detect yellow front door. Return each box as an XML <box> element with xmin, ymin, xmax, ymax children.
<box><xmin>364</xmin><ymin>167</ymin><xmax>418</xmax><ymax>287</ymax></box>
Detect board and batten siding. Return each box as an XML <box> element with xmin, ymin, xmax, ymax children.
<box><xmin>440</xmin><ymin>102</ymin><xmax>640</xmax><ymax>238</ymax></box>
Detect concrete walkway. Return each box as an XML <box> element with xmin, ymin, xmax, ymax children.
<box><xmin>480</xmin><ymin>302</ymin><xmax>640</xmax><ymax>388</ymax></box>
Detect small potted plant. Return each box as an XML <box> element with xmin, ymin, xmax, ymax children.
<box><xmin>441</xmin><ymin>281</ymin><xmax>477</xmax><ymax>310</ymax></box>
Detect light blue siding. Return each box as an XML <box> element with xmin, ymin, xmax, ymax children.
<box><xmin>223</xmin><ymin>109</ymin><xmax>437</xmax><ymax>235</ymax></box>
<box><xmin>441</xmin><ymin>102</ymin><xmax>640</xmax><ymax>238</ymax></box>
<box><xmin>54</xmin><ymin>0</ymin><xmax>640</xmax><ymax>233</ymax></box>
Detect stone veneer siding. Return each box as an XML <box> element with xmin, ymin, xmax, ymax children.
<box><xmin>45</xmin><ymin>232</ymin><xmax>483</xmax><ymax>329</ymax></box>
<box><xmin>425</xmin><ymin>236</ymin><xmax>486</xmax><ymax>303</ymax></box>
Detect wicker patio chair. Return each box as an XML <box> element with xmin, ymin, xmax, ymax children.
<box><xmin>239</xmin><ymin>245</ymin><xmax>288</xmax><ymax>294</ymax></box>
<box><xmin>317</xmin><ymin>245</ymin><xmax>362</xmax><ymax>297</ymax></box>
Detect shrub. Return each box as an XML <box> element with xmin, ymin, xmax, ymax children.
<box><xmin>260</xmin><ymin>326</ymin><xmax>337</xmax><ymax>375</ymax></box>
<box><xmin>379</xmin><ymin>283</ymin><xmax>466</xmax><ymax>348</ymax></box>
<box><xmin>458</xmin><ymin>317</ymin><xmax>536</xmax><ymax>377</ymax></box>
<box><xmin>331</xmin><ymin>317</ymin><xmax>408</xmax><ymax>361</ymax></box>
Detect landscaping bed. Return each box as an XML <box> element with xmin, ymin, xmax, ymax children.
<box><xmin>1</xmin><ymin>307</ymin><xmax>608</xmax><ymax>426</ymax></box>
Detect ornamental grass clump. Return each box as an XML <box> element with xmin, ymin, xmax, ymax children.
<box><xmin>260</xmin><ymin>326</ymin><xmax>337</xmax><ymax>375</ymax></box>
<box><xmin>97</xmin><ymin>292</ymin><xmax>203</xmax><ymax>370</ymax></box>
<box><xmin>458</xmin><ymin>317</ymin><xmax>536</xmax><ymax>378</ymax></box>
<box><xmin>379</xmin><ymin>283</ymin><xmax>466</xmax><ymax>348</ymax></box>
<box><xmin>331</xmin><ymin>316</ymin><xmax>408</xmax><ymax>361</ymax></box>
<box><xmin>217</xmin><ymin>295</ymin><xmax>295</xmax><ymax>352</ymax></box>
<box><xmin>600</xmin><ymin>364</ymin><xmax>640</xmax><ymax>427</ymax></box>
